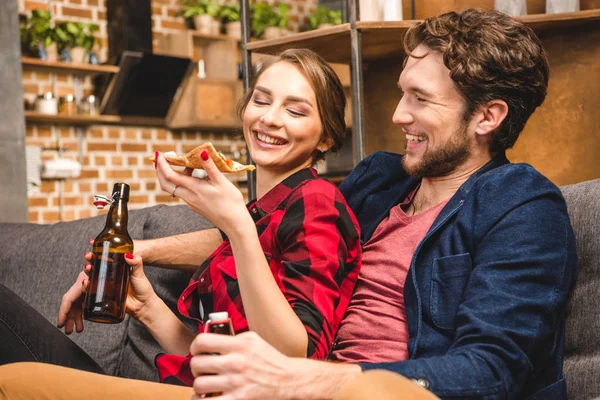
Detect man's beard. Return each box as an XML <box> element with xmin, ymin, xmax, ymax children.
<box><xmin>402</xmin><ymin>122</ymin><xmax>471</xmax><ymax>179</ymax></box>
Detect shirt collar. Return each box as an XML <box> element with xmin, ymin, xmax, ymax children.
<box><xmin>247</xmin><ymin>168</ymin><xmax>318</xmax><ymax>220</ymax></box>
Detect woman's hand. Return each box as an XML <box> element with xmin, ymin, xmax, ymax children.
<box><xmin>154</xmin><ymin>150</ymin><xmax>253</xmax><ymax>238</ymax></box>
<box><xmin>57</xmin><ymin>257</ymin><xmax>92</xmax><ymax>334</ymax></box>
<box><xmin>57</xmin><ymin>252</ymin><xmax>159</xmax><ymax>334</ymax></box>
<box><xmin>121</xmin><ymin>253</ymin><xmax>159</xmax><ymax>323</ymax></box>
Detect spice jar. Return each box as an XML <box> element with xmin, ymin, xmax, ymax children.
<box><xmin>59</xmin><ymin>94</ymin><xmax>76</xmax><ymax>115</ymax></box>
<box><xmin>36</xmin><ymin>92</ymin><xmax>58</xmax><ymax>115</ymax></box>
<box><xmin>79</xmin><ymin>95</ymin><xmax>98</xmax><ymax>116</ymax></box>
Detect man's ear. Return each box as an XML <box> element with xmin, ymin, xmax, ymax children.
<box><xmin>474</xmin><ymin>100</ymin><xmax>508</xmax><ymax>137</ymax></box>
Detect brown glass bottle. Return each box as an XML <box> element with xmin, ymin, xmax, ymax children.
<box><xmin>84</xmin><ymin>183</ymin><xmax>133</xmax><ymax>324</ymax></box>
<box><xmin>204</xmin><ymin>312</ymin><xmax>234</xmax><ymax>397</ymax></box>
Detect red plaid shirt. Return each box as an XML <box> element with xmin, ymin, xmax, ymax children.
<box><xmin>156</xmin><ymin>168</ymin><xmax>362</xmax><ymax>386</ymax></box>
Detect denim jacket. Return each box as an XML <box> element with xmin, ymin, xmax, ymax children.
<box><xmin>339</xmin><ymin>152</ymin><xmax>578</xmax><ymax>400</ymax></box>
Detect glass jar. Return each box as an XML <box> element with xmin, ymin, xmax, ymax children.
<box><xmin>59</xmin><ymin>94</ymin><xmax>76</xmax><ymax>115</ymax></box>
<box><xmin>36</xmin><ymin>92</ymin><xmax>58</xmax><ymax>115</ymax></box>
<box><xmin>79</xmin><ymin>95</ymin><xmax>98</xmax><ymax>116</ymax></box>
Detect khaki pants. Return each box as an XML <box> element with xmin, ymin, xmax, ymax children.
<box><xmin>0</xmin><ymin>363</ymin><xmax>438</xmax><ymax>400</ymax></box>
<box><xmin>335</xmin><ymin>370</ymin><xmax>440</xmax><ymax>400</ymax></box>
<box><xmin>0</xmin><ymin>362</ymin><xmax>193</xmax><ymax>400</ymax></box>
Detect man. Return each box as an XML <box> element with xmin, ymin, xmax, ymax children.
<box><xmin>142</xmin><ymin>8</ymin><xmax>577</xmax><ymax>400</ymax></box>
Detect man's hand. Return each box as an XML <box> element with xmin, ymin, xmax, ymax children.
<box><xmin>189</xmin><ymin>331</ymin><xmax>362</xmax><ymax>400</ymax></box>
<box><xmin>189</xmin><ymin>331</ymin><xmax>292</xmax><ymax>399</ymax></box>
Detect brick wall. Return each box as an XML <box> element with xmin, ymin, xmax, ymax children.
<box><xmin>20</xmin><ymin>0</ymin><xmax>318</xmax><ymax>224</ymax></box>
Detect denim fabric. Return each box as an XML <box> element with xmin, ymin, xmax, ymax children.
<box><xmin>0</xmin><ymin>283</ymin><xmax>105</xmax><ymax>374</ymax></box>
<box><xmin>340</xmin><ymin>152</ymin><xmax>578</xmax><ymax>400</ymax></box>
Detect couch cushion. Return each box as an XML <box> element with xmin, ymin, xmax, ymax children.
<box><xmin>561</xmin><ymin>179</ymin><xmax>600</xmax><ymax>400</ymax></box>
<box><xmin>0</xmin><ymin>207</ymin><xmax>148</xmax><ymax>376</ymax></box>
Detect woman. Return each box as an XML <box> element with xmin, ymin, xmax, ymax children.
<box><xmin>147</xmin><ymin>48</ymin><xmax>362</xmax><ymax>385</ymax></box>
<box><xmin>0</xmin><ymin>49</ymin><xmax>361</xmax><ymax>394</ymax></box>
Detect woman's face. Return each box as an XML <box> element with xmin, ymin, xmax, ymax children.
<box><xmin>242</xmin><ymin>61</ymin><xmax>330</xmax><ymax>177</ymax></box>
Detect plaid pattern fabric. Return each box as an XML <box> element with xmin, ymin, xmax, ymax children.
<box><xmin>156</xmin><ymin>168</ymin><xmax>362</xmax><ymax>386</ymax></box>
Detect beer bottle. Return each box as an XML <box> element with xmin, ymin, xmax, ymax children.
<box><xmin>84</xmin><ymin>182</ymin><xmax>133</xmax><ymax>324</ymax></box>
<box><xmin>204</xmin><ymin>311</ymin><xmax>234</xmax><ymax>397</ymax></box>
<box><xmin>204</xmin><ymin>312</ymin><xmax>235</xmax><ymax>336</ymax></box>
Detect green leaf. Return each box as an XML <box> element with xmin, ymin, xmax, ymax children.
<box><xmin>307</xmin><ymin>5</ymin><xmax>342</xmax><ymax>30</ymax></box>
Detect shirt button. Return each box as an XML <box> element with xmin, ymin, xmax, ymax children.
<box><xmin>251</xmin><ymin>208</ymin><xmax>257</xmax><ymax>213</ymax></box>
<box><xmin>200</xmin><ymin>277</ymin><xmax>204</xmax><ymax>283</ymax></box>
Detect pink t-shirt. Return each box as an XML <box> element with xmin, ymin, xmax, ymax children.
<box><xmin>330</xmin><ymin>194</ymin><xmax>448</xmax><ymax>363</ymax></box>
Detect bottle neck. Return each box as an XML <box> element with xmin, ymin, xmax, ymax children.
<box><xmin>105</xmin><ymin>198</ymin><xmax>128</xmax><ymax>232</ymax></box>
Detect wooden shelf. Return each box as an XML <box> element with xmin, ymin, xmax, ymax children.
<box><xmin>518</xmin><ymin>8</ymin><xmax>600</xmax><ymax>31</ymax></box>
<box><xmin>24</xmin><ymin>111</ymin><xmax>164</xmax><ymax>127</ymax></box>
<box><xmin>21</xmin><ymin>57</ymin><xmax>119</xmax><ymax>76</ymax></box>
<box><xmin>245</xmin><ymin>9</ymin><xmax>600</xmax><ymax>63</ymax></box>
<box><xmin>246</xmin><ymin>23</ymin><xmax>352</xmax><ymax>64</ymax></box>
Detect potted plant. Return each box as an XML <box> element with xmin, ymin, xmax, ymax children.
<box><xmin>54</xmin><ymin>22</ymin><xmax>98</xmax><ymax>63</ymax></box>
<box><xmin>20</xmin><ymin>10</ymin><xmax>56</xmax><ymax>61</ymax></box>
<box><xmin>252</xmin><ymin>2</ymin><xmax>288</xmax><ymax>40</ymax></box>
<box><xmin>219</xmin><ymin>4</ymin><xmax>241</xmax><ymax>39</ymax></box>
<box><xmin>181</xmin><ymin>0</ymin><xmax>221</xmax><ymax>35</ymax></box>
<box><xmin>307</xmin><ymin>5</ymin><xmax>342</xmax><ymax>30</ymax></box>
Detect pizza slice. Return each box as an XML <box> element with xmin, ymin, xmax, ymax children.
<box><xmin>150</xmin><ymin>143</ymin><xmax>255</xmax><ymax>173</ymax></box>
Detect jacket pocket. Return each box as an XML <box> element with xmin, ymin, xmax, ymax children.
<box><xmin>430</xmin><ymin>253</ymin><xmax>472</xmax><ymax>330</ymax></box>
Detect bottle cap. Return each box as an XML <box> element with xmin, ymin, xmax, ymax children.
<box><xmin>112</xmin><ymin>182</ymin><xmax>130</xmax><ymax>201</ymax></box>
<box><xmin>208</xmin><ymin>312</ymin><xmax>229</xmax><ymax>322</ymax></box>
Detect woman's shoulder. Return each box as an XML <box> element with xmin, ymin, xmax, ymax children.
<box><xmin>287</xmin><ymin>176</ymin><xmax>346</xmax><ymax>204</ymax></box>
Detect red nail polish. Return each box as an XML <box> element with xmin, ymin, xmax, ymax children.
<box><xmin>201</xmin><ymin>150</ymin><xmax>209</xmax><ymax>161</ymax></box>
<box><xmin>125</xmin><ymin>253</ymin><xmax>134</xmax><ymax>260</ymax></box>
<box><xmin>82</xmin><ymin>279</ymin><xmax>85</xmax><ymax>286</ymax></box>
<box><xmin>154</xmin><ymin>151</ymin><xmax>158</xmax><ymax>169</ymax></box>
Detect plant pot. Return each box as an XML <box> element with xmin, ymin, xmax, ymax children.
<box><xmin>70</xmin><ymin>47</ymin><xmax>87</xmax><ymax>64</ymax></box>
<box><xmin>263</xmin><ymin>26</ymin><xmax>283</xmax><ymax>40</ymax></box>
<box><xmin>211</xmin><ymin>19</ymin><xmax>221</xmax><ymax>35</ymax></box>
<box><xmin>46</xmin><ymin>43</ymin><xmax>58</xmax><ymax>62</ymax></box>
<box><xmin>194</xmin><ymin>14</ymin><xmax>214</xmax><ymax>35</ymax></box>
<box><xmin>36</xmin><ymin>45</ymin><xmax>48</xmax><ymax>60</ymax></box>
<box><xmin>226</xmin><ymin>21</ymin><xmax>242</xmax><ymax>39</ymax></box>
<box><xmin>59</xmin><ymin>48</ymin><xmax>71</xmax><ymax>62</ymax></box>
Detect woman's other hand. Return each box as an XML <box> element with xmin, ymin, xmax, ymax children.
<box><xmin>57</xmin><ymin>253</ymin><xmax>93</xmax><ymax>334</ymax></box>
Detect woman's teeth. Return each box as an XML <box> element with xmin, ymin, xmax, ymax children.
<box><xmin>257</xmin><ymin>131</ymin><xmax>286</xmax><ymax>145</ymax></box>
<box><xmin>406</xmin><ymin>134</ymin><xmax>425</xmax><ymax>142</ymax></box>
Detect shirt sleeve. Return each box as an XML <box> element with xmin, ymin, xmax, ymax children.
<box><xmin>275</xmin><ymin>180</ymin><xmax>361</xmax><ymax>359</ymax></box>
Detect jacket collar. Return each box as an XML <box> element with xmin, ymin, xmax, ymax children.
<box><xmin>431</xmin><ymin>152</ymin><xmax>510</xmax><ymax>229</ymax></box>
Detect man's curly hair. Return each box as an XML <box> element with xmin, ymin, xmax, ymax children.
<box><xmin>404</xmin><ymin>9</ymin><xmax>549</xmax><ymax>153</ymax></box>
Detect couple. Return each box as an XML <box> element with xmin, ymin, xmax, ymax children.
<box><xmin>0</xmin><ymin>9</ymin><xmax>577</xmax><ymax>400</ymax></box>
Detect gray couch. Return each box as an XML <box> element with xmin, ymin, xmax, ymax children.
<box><xmin>0</xmin><ymin>179</ymin><xmax>598</xmax><ymax>399</ymax></box>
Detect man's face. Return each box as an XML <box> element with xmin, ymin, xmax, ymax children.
<box><xmin>393</xmin><ymin>45</ymin><xmax>474</xmax><ymax>179</ymax></box>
